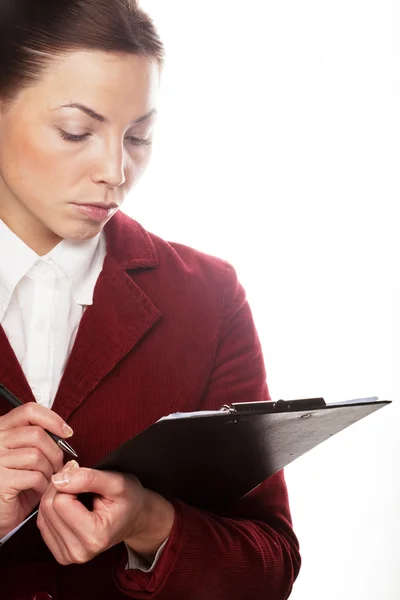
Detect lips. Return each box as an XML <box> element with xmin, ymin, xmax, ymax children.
<box><xmin>73</xmin><ymin>203</ymin><xmax>118</xmax><ymax>209</ymax></box>
<box><xmin>71</xmin><ymin>203</ymin><xmax>118</xmax><ymax>222</ymax></box>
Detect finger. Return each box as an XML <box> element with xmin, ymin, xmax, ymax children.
<box><xmin>0</xmin><ymin>466</ymin><xmax>50</xmax><ymax>498</ymax></box>
<box><xmin>0</xmin><ymin>426</ymin><xmax>64</xmax><ymax>473</ymax></box>
<box><xmin>0</xmin><ymin>402</ymin><xmax>73</xmax><ymax>439</ymax></box>
<box><xmin>38</xmin><ymin>500</ymin><xmax>73</xmax><ymax>564</ymax></box>
<box><xmin>41</xmin><ymin>460</ymin><xmax>77</xmax><ymax>502</ymax></box>
<box><xmin>0</xmin><ymin>447</ymin><xmax>54</xmax><ymax>482</ymax></box>
<box><xmin>40</xmin><ymin>462</ymin><xmax>90</xmax><ymax>564</ymax></box>
<box><xmin>43</xmin><ymin>494</ymin><xmax>89</xmax><ymax>564</ymax></box>
<box><xmin>51</xmin><ymin>467</ymin><xmax>132</xmax><ymax>499</ymax></box>
<box><xmin>37</xmin><ymin>509</ymin><xmax>69</xmax><ymax>565</ymax></box>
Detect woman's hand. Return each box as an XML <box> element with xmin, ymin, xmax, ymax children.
<box><xmin>0</xmin><ymin>403</ymin><xmax>70</xmax><ymax>537</ymax></box>
<box><xmin>37</xmin><ymin>461</ymin><xmax>175</xmax><ymax>566</ymax></box>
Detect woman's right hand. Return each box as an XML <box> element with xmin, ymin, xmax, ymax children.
<box><xmin>0</xmin><ymin>402</ymin><xmax>73</xmax><ymax>538</ymax></box>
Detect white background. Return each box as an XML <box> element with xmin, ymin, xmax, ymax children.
<box><xmin>129</xmin><ymin>2</ymin><xmax>400</xmax><ymax>598</ymax></box>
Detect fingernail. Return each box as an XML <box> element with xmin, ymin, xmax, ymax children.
<box><xmin>62</xmin><ymin>423</ymin><xmax>73</xmax><ymax>438</ymax></box>
<box><xmin>66</xmin><ymin>460</ymin><xmax>79</xmax><ymax>470</ymax></box>
<box><xmin>52</xmin><ymin>473</ymin><xmax>70</xmax><ymax>486</ymax></box>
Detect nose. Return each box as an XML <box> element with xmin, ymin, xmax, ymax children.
<box><xmin>92</xmin><ymin>141</ymin><xmax>126</xmax><ymax>189</ymax></box>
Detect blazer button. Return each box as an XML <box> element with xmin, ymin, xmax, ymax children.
<box><xmin>31</xmin><ymin>592</ymin><xmax>54</xmax><ymax>600</ymax></box>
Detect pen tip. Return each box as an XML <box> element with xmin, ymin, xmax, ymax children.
<box><xmin>58</xmin><ymin>439</ymin><xmax>78</xmax><ymax>458</ymax></box>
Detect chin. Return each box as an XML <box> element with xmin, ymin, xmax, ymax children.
<box><xmin>57</xmin><ymin>220</ymin><xmax>106</xmax><ymax>242</ymax></box>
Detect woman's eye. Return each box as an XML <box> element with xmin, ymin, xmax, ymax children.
<box><xmin>126</xmin><ymin>136</ymin><xmax>152</xmax><ymax>146</ymax></box>
<box><xmin>59</xmin><ymin>130</ymin><xmax>91</xmax><ymax>142</ymax></box>
<box><xmin>59</xmin><ymin>129</ymin><xmax>151</xmax><ymax>146</ymax></box>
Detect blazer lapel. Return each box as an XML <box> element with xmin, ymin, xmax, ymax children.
<box><xmin>52</xmin><ymin>214</ymin><xmax>161</xmax><ymax>421</ymax></box>
<box><xmin>0</xmin><ymin>326</ymin><xmax>36</xmax><ymax>406</ymax></box>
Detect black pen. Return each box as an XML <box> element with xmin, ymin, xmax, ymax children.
<box><xmin>0</xmin><ymin>383</ymin><xmax>78</xmax><ymax>458</ymax></box>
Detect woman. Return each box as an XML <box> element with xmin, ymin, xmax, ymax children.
<box><xmin>0</xmin><ymin>1</ymin><xmax>301</xmax><ymax>598</ymax></box>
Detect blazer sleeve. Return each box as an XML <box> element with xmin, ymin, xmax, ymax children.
<box><xmin>114</xmin><ymin>261</ymin><xmax>301</xmax><ymax>599</ymax></box>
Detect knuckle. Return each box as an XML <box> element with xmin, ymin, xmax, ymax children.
<box><xmin>53</xmin><ymin>493</ymin><xmax>69</xmax><ymax>511</ymax></box>
<box><xmin>115</xmin><ymin>477</ymin><xmax>128</xmax><ymax>496</ymax></box>
<box><xmin>81</xmin><ymin>468</ymin><xmax>96</xmax><ymax>489</ymax></box>
<box><xmin>24</xmin><ymin>402</ymin><xmax>39</xmax><ymax>419</ymax></box>
<box><xmin>30</xmin><ymin>426</ymin><xmax>45</xmax><ymax>444</ymax></box>
<box><xmin>71</xmin><ymin>548</ymin><xmax>90</xmax><ymax>564</ymax></box>
<box><xmin>41</xmin><ymin>495</ymin><xmax>53</xmax><ymax>512</ymax></box>
<box><xmin>107</xmin><ymin>473</ymin><xmax>128</xmax><ymax>497</ymax></box>
<box><xmin>86</xmin><ymin>535</ymin><xmax>106</xmax><ymax>556</ymax></box>
<box><xmin>27</xmin><ymin>446</ymin><xmax>42</xmax><ymax>464</ymax></box>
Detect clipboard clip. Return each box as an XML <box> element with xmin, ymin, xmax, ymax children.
<box><xmin>221</xmin><ymin>397</ymin><xmax>326</xmax><ymax>414</ymax></box>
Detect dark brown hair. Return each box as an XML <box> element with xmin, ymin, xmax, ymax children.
<box><xmin>0</xmin><ymin>0</ymin><xmax>164</xmax><ymax>106</ymax></box>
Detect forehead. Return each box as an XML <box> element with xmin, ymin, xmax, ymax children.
<box><xmin>18</xmin><ymin>50</ymin><xmax>159</xmax><ymax>121</ymax></box>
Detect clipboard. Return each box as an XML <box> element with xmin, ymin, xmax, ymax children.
<box><xmin>93</xmin><ymin>396</ymin><xmax>391</xmax><ymax>511</ymax></box>
<box><xmin>0</xmin><ymin>396</ymin><xmax>391</xmax><ymax>546</ymax></box>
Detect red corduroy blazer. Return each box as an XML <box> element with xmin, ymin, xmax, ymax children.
<box><xmin>0</xmin><ymin>212</ymin><xmax>300</xmax><ymax>600</ymax></box>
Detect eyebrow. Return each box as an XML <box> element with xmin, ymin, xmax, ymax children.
<box><xmin>57</xmin><ymin>103</ymin><xmax>157</xmax><ymax>125</ymax></box>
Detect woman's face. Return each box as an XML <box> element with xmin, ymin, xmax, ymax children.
<box><xmin>0</xmin><ymin>50</ymin><xmax>159</xmax><ymax>254</ymax></box>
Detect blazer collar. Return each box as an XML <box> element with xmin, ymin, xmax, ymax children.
<box><xmin>103</xmin><ymin>211</ymin><xmax>159</xmax><ymax>271</ymax></box>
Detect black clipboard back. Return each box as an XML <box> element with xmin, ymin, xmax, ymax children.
<box><xmin>94</xmin><ymin>396</ymin><xmax>391</xmax><ymax>511</ymax></box>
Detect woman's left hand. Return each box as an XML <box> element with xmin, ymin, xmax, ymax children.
<box><xmin>37</xmin><ymin>460</ymin><xmax>175</xmax><ymax>566</ymax></box>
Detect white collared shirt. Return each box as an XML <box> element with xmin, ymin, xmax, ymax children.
<box><xmin>0</xmin><ymin>219</ymin><xmax>106</xmax><ymax>408</ymax></box>
<box><xmin>0</xmin><ymin>219</ymin><xmax>166</xmax><ymax>570</ymax></box>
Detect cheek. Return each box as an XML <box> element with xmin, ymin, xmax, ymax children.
<box><xmin>18</xmin><ymin>134</ymin><xmax>74</xmax><ymax>188</ymax></box>
<box><xmin>129</xmin><ymin>147</ymin><xmax>153</xmax><ymax>183</ymax></box>
<box><xmin>0</xmin><ymin>126</ymin><xmax>73</xmax><ymax>202</ymax></box>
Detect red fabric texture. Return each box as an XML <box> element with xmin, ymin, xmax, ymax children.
<box><xmin>0</xmin><ymin>212</ymin><xmax>301</xmax><ymax>599</ymax></box>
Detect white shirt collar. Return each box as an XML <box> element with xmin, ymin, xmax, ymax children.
<box><xmin>0</xmin><ymin>219</ymin><xmax>105</xmax><ymax>316</ymax></box>
<box><xmin>46</xmin><ymin>232</ymin><xmax>105</xmax><ymax>305</ymax></box>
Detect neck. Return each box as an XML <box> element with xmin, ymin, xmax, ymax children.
<box><xmin>0</xmin><ymin>209</ymin><xmax>62</xmax><ymax>257</ymax></box>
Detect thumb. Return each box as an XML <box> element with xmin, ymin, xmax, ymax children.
<box><xmin>51</xmin><ymin>462</ymin><xmax>123</xmax><ymax>497</ymax></box>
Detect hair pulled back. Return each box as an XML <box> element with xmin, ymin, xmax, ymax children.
<box><xmin>0</xmin><ymin>0</ymin><xmax>163</xmax><ymax>106</ymax></box>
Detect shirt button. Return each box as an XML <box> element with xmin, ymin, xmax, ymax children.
<box><xmin>30</xmin><ymin>592</ymin><xmax>54</xmax><ymax>600</ymax></box>
<box><xmin>34</xmin><ymin>393</ymin><xmax>43</xmax><ymax>403</ymax></box>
